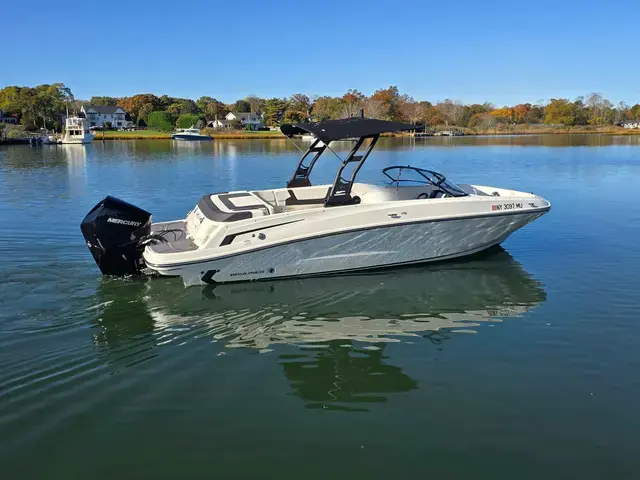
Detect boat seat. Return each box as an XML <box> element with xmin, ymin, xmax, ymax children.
<box><xmin>198</xmin><ymin>192</ymin><xmax>271</xmax><ymax>222</ymax></box>
<box><xmin>254</xmin><ymin>187</ymin><xmax>331</xmax><ymax>211</ymax></box>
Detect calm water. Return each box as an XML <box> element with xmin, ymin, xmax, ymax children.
<box><xmin>2</xmin><ymin>135</ymin><xmax>640</xmax><ymax>478</ymax></box>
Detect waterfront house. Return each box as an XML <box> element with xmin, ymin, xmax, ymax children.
<box><xmin>208</xmin><ymin>112</ymin><xmax>264</xmax><ymax>130</ymax></box>
<box><xmin>0</xmin><ymin>110</ymin><xmax>18</xmax><ymax>124</ymax></box>
<box><xmin>623</xmin><ymin>120</ymin><xmax>640</xmax><ymax>129</ymax></box>
<box><xmin>81</xmin><ymin>105</ymin><xmax>131</xmax><ymax>129</ymax></box>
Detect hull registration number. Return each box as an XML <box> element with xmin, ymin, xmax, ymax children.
<box><xmin>492</xmin><ymin>202</ymin><xmax>523</xmax><ymax>211</ymax></box>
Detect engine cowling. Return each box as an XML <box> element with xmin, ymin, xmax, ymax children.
<box><xmin>80</xmin><ymin>196</ymin><xmax>151</xmax><ymax>276</ymax></box>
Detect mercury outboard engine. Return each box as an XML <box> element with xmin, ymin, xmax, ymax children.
<box><xmin>80</xmin><ymin>196</ymin><xmax>152</xmax><ymax>276</ymax></box>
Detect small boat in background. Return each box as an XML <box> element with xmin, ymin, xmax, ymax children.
<box><xmin>300</xmin><ymin>133</ymin><xmax>353</xmax><ymax>145</ymax></box>
<box><xmin>434</xmin><ymin>129</ymin><xmax>464</xmax><ymax>137</ymax></box>
<box><xmin>300</xmin><ymin>133</ymin><xmax>327</xmax><ymax>146</ymax></box>
<box><xmin>172</xmin><ymin>127</ymin><xmax>212</xmax><ymax>141</ymax></box>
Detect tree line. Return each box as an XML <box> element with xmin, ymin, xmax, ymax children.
<box><xmin>1</xmin><ymin>83</ymin><xmax>639</xmax><ymax>132</ymax></box>
<box><xmin>0</xmin><ymin>84</ymin><xmax>74</xmax><ymax>130</ymax></box>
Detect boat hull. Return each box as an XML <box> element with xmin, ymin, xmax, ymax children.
<box><xmin>172</xmin><ymin>134</ymin><xmax>212</xmax><ymax>141</ymax></box>
<box><xmin>146</xmin><ymin>210</ymin><xmax>546</xmax><ymax>286</ymax></box>
<box><xmin>58</xmin><ymin>133</ymin><xmax>94</xmax><ymax>144</ymax></box>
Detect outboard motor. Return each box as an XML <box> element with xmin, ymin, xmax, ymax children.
<box><xmin>80</xmin><ymin>196</ymin><xmax>152</xmax><ymax>276</ymax></box>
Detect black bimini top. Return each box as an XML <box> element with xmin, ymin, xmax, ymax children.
<box><xmin>280</xmin><ymin>117</ymin><xmax>416</xmax><ymax>143</ymax></box>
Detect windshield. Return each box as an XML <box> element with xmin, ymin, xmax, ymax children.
<box><xmin>382</xmin><ymin>166</ymin><xmax>468</xmax><ymax>197</ymax></box>
<box><xmin>439</xmin><ymin>178</ymin><xmax>467</xmax><ymax>196</ymax></box>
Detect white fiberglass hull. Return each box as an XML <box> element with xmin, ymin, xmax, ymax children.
<box><xmin>148</xmin><ymin>210</ymin><xmax>545</xmax><ymax>286</ymax></box>
<box><xmin>59</xmin><ymin>133</ymin><xmax>94</xmax><ymax>144</ymax></box>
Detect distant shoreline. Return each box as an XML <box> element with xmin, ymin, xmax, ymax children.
<box><xmin>91</xmin><ymin>130</ymin><xmax>286</xmax><ymax>140</ymax></box>
<box><xmin>91</xmin><ymin>127</ymin><xmax>640</xmax><ymax>141</ymax></box>
<box><xmin>3</xmin><ymin>128</ymin><xmax>639</xmax><ymax>145</ymax></box>
<box><xmin>457</xmin><ymin>126</ymin><xmax>640</xmax><ymax>136</ymax></box>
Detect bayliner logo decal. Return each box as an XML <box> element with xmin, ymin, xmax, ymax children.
<box><xmin>230</xmin><ymin>270</ymin><xmax>265</xmax><ymax>277</ymax></box>
<box><xmin>107</xmin><ymin>218</ymin><xmax>142</xmax><ymax>227</ymax></box>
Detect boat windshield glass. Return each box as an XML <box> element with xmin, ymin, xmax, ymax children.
<box><xmin>382</xmin><ymin>166</ymin><xmax>468</xmax><ymax>197</ymax></box>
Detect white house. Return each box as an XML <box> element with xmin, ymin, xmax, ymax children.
<box><xmin>81</xmin><ymin>105</ymin><xmax>130</xmax><ymax>129</ymax></box>
<box><xmin>208</xmin><ymin>112</ymin><xmax>263</xmax><ymax>130</ymax></box>
<box><xmin>623</xmin><ymin>120</ymin><xmax>640</xmax><ymax>129</ymax></box>
<box><xmin>0</xmin><ymin>110</ymin><xmax>18</xmax><ymax>124</ymax></box>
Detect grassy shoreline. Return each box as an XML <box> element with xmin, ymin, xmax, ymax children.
<box><xmin>445</xmin><ymin>125</ymin><xmax>640</xmax><ymax>136</ymax></box>
<box><xmin>91</xmin><ymin>126</ymin><xmax>640</xmax><ymax>140</ymax></box>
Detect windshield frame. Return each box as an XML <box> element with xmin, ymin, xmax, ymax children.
<box><xmin>382</xmin><ymin>165</ymin><xmax>468</xmax><ymax>197</ymax></box>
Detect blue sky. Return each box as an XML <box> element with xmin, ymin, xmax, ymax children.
<box><xmin>2</xmin><ymin>0</ymin><xmax>638</xmax><ymax>106</ymax></box>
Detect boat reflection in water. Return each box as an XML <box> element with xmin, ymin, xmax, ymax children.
<box><xmin>92</xmin><ymin>248</ymin><xmax>546</xmax><ymax>410</ymax></box>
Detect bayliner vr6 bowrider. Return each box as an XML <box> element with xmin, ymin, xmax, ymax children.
<box><xmin>81</xmin><ymin>117</ymin><xmax>550</xmax><ymax>286</ymax></box>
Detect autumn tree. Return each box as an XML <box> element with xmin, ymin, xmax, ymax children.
<box><xmin>572</xmin><ymin>97</ymin><xmax>589</xmax><ymax>125</ymax></box>
<box><xmin>585</xmin><ymin>93</ymin><xmax>613</xmax><ymax>126</ymax></box>
<box><xmin>118</xmin><ymin>94</ymin><xmax>161</xmax><ymax>120</ymax></box>
<box><xmin>167</xmin><ymin>99</ymin><xmax>198</xmax><ymax>116</ymax></box>
<box><xmin>422</xmin><ymin>103</ymin><xmax>446</xmax><ymax>126</ymax></box>
<box><xmin>435</xmin><ymin>99</ymin><xmax>466</xmax><ymax>126</ymax></box>
<box><xmin>490</xmin><ymin>107</ymin><xmax>515</xmax><ymax>124</ymax></box>
<box><xmin>232</xmin><ymin>99</ymin><xmax>251</xmax><ymax>112</ymax></box>
<box><xmin>196</xmin><ymin>96</ymin><xmax>228</xmax><ymax>121</ymax></box>
<box><xmin>454</xmin><ymin>103</ymin><xmax>493</xmax><ymax>127</ymax></box>
<box><xmin>311</xmin><ymin>96</ymin><xmax>344</xmax><ymax>121</ymax></box>
<box><xmin>363</xmin><ymin>97</ymin><xmax>385</xmax><ymax>119</ymax></box>
<box><xmin>0</xmin><ymin>83</ymin><xmax>73</xmax><ymax>130</ymax></box>
<box><xmin>615</xmin><ymin>101</ymin><xmax>629</xmax><ymax>123</ymax></box>
<box><xmin>342</xmin><ymin>89</ymin><xmax>365</xmax><ymax>118</ymax></box>
<box><xmin>284</xmin><ymin>94</ymin><xmax>311</xmax><ymax>123</ymax></box>
<box><xmin>138</xmin><ymin>102</ymin><xmax>154</xmax><ymax>126</ymax></box>
<box><xmin>167</xmin><ymin>103</ymin><xmax>181</xmax><ymax>115</ymax></box>
<box><xmin>400</xmin><ymin>97</ymin><xmax>436</xmax><ymax>125</ymax></box>
<box><xmin>244</xmin><ymin>95</ymin><xmax>265</xmax><ymax>113</ymax></box>
<box><xmin>400</xmin><ymin>98</ymin><xmax>423</xmax><ymax>125</ymax></box>
<box><xmin>0</xmin><ymin>86</ymin><xmax>25</xmax><ymax>114</ymax></box>
<box><xmin>370</xmin><ymin>86</ymin><xmax>403</xmax><ymax>121</ymax></box>
<box><xmin>262</xmin><ymin>98</ymin><xmax>289</xmax><ymax>126</ymax></box>
<box><xmin>196</xmin><ymin>96</ymin><xmax>214</xmax><ymax>112</ymax></box>
<box><xmin>34</xmin><ymin>85</ymin><xmax>59</xmax><ymax>129</ymax></box>
<box><xmin>544</xmin><ymin>99</ymin><xmax>582</xmax><ymax>125</ymax></box>
<box><xmin>158</xmin><ymin>95</ymin><xmax>173</xmax><ymax>110</ymax></box>
<box><xmin>511</xmin><ymin>104</ymin><xmax>531</xmax><ymax>124</ymax></box>
<box><xmin>523</xmin><ymin>104</ymin><xmax>544</xmax><ymax>124</ymax></box>
<box><xmin>89</xmin><ymin>96</ymin><xmax>118</xmax><ymax>106</ymax></box>
<box><xmin>468</xmin><ymin>113</ymin><xmax>498</xmax><ymax>130</ymax></box>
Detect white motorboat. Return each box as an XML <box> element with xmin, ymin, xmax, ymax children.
<box><xmin>172</xmin><ymin>127</ymin><xmax>212</xmax><ymax>141</ymax></box>
<box><xmin>59</xmin><ymin>115</ymin><xmax>94</xmax><ymax>144</ymax></box>
<box><xmin>299</xmin><ymin>133</ymin><xmax>326</xmax><ymax>146</ymax></box>
<box><xmin>81</xmin><ymin>118</ymin><xmax>551</xmax><ymax>286</ymax></box>
<box><xmin>301</xmin><ymin>133</ymin><xmax>354</xmax><ymax>144</ymax></box>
